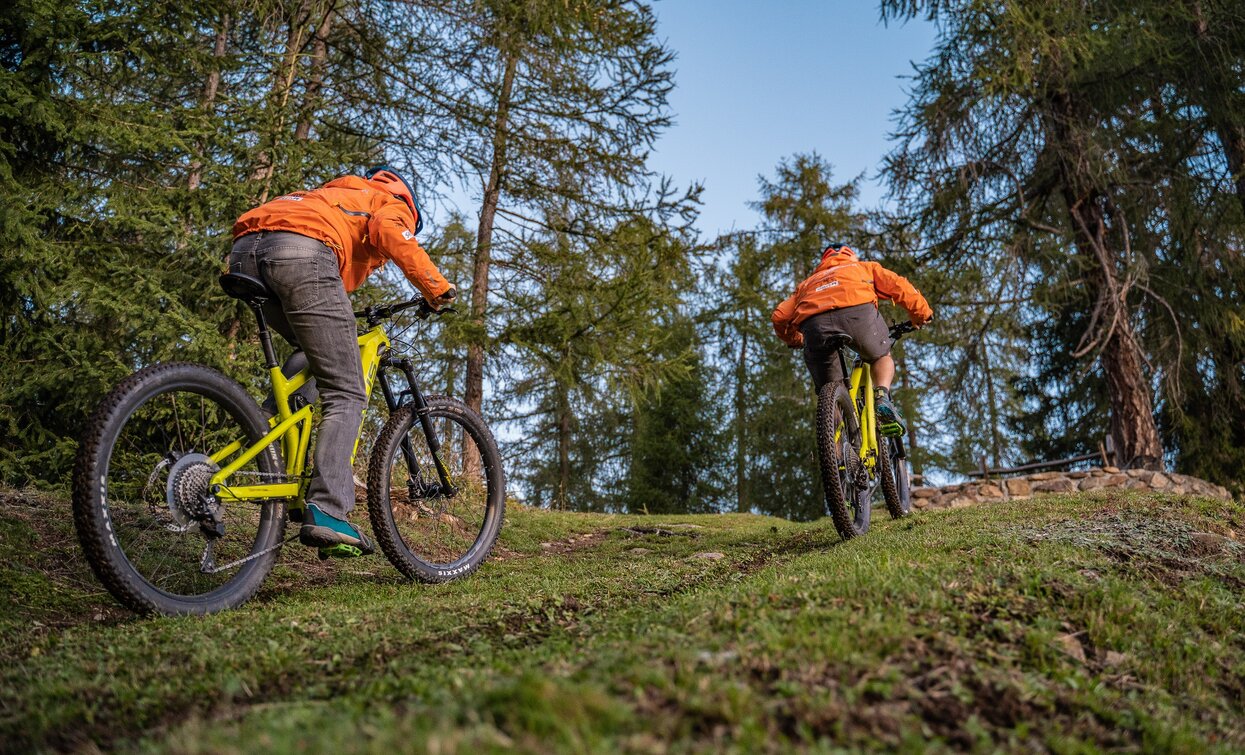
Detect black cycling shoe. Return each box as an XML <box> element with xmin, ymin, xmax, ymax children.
<box><xmin>875</xmin><ymin>389</ymin><xmax>907</xmax><ymax>437</ymax></box>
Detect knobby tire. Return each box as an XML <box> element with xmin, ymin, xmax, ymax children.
<box><xmin>817</xmin><ymin>381</ymin><xmax>870</xmax><ymax>540</ymax></box>
<box><xmin>367</xmin><ymin>396</ymin><xmax>505</xmax><ymax>583</ymax></box>
<box><xmin>72</xmin><ymin>362</ymin><xmax>285</xmax><ymax>615</ymax></box>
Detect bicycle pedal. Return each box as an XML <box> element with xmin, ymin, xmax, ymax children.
<box><xmin>318</xmin><ymin>544</ymin><xmax>364</xmax><ymax>559</ymax></box>
<box><xmin>879</xmin><ymin>421</ymin><xmax>905</xmax><ymax>438</ymax></box>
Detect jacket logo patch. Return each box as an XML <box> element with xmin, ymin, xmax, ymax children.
<box><xmin>278</xmin><ymin>195</ymin><xmax>303</xmax><ymax>201</ymax></box>
<box><xmin>402</xmin><ymin>230</ymin><xmax>414</xmax><ymax>241</ymax></box>
<box><xmin>814</xmin><ymin>280</ymin><xmax>841</xmax><ymax>292</ymax></box>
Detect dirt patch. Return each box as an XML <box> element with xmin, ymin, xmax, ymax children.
<box><xmin>1017</xmin><ymin>509</ymin><xmax>1245</xmax><ymax>589</ymax></box>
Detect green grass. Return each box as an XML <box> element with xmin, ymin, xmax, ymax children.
<box><xmin>1</xmin><ymin>487</ymin><xmax>1242</xmax><ymax>753</ymax></box>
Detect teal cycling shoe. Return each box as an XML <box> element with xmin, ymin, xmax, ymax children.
<box><xmin>875</xmin><ymin>389</ymin><xmax>907</xmax><ymax>438</ymax></box>
<box><xmin>299</xmin><ymin>504</ymin><xmax>375</xmax><ymax>558</ymax></box>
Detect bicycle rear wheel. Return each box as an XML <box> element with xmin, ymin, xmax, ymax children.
<box><xmin>367</xmin><ymin>396</ymin><xmax>505</xmax><ymax>582</ymax></box>
<box><xmin>877</xmin><ymin>432</ymin><xmax>912</xmax><ymax>519</ymax></box>
<box><xmin>817</xmin><ymin>382</ymin><xmax>870</xmax><ymax>539</ymax></box>
<box><xmin>72</xmin><ymin>362</ymin><xmax>285</xmax><ymax>615</ymax></box>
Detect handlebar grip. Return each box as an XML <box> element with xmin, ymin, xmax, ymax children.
<box><xmin>442</xmin><ymin>287</ymin><xmax>457</xmax><ymax>301</ymax></box>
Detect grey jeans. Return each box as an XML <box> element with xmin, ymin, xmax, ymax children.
<box><xmin>229</xmin><ymin>231</ymin><xmax>364</xmax><ymax>519</ymax></box>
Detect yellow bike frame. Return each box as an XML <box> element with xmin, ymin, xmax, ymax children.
<box><xmin>208</xmin><ymin>326</ymin><xmax>391</xmax><ymax>506</ymax></box>
<box><xmin>844</xmin><ymin>358</ymin><xmax>880</xmax><ymax>475</ymax></box>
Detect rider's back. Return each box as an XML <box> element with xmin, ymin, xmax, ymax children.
<box><xmin>234</xmin><ymin>176</ymin><xmax>429</xmax><ymax>292</ymax></box>
<box><xmin>772</xmin><ymin>248</ymin><xmax>931</xmax><ymax>347</ymax></box>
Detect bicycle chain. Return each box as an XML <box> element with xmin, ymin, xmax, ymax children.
<box><xmin>200</xmin><ymin>532</ymin><xmax>300</xmax><ymax>574</ymax></box>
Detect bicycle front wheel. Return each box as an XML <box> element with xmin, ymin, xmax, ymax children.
<box><xmin>367</xmin><ymin>396</ymin><xmax>505</xmax><ymax>582</ymax></box>
<box><xmin>817</xmin><ymin>382</ymin><xmax>870</xmax><ymax>539</ymax></box>
<box><xmin>72</xmin><ymin>362</ymin><xmax>286</xmax><ymax>615</ymax></box>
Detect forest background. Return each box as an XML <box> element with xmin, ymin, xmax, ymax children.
<box><xmin>2</xmin><ymin>0</ymin><xmax>1243</xmax><ymax>520</ymax></box>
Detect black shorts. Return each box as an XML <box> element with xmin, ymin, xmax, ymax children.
<box><xmin>800</xmin><ymin>303</ymin><xmax>893</xmax><ymax>391</ymax></box>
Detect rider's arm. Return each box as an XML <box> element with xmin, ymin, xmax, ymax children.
<box><xmin>368</xmin><ymin>202</ymin><xmax>452</xmax><ymax>301</ymax></box>
<box><xmin>771</xmin><ymin>295</ymin><xmax>805</xmax><ymax>347</ymax></box>
<box><xmin>871</xmin><ymin>263</ymin><xmax>933</xmax><ymax>326</ymax></box>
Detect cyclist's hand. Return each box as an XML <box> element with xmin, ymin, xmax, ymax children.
<box><xmin>431</xmin><ymin>285</ymin><xmax>457</xmax><ymax>309</ymax></box>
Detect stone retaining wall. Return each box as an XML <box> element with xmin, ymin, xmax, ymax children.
<box><xmin>912</xmin><ymin>466</ymin><xmax>1235</xmax><ymax>510</ymax></box>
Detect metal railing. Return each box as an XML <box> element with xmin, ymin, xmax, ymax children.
<box><xmin>966</xmin><ymin>436</ymin><xmax>1116</xmax><ymax>479</ymax></box>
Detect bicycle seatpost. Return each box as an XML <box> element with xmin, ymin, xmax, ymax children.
<box><xmin>247</xmin><ymin>303</ymin><xmax>279</xmax><ymax>369</ymax></box>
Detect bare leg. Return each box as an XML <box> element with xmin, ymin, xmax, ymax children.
<box><xmin>871</xmin><ymin>354</ymin><xmax>896</xmax><ymax>391</ymax></box>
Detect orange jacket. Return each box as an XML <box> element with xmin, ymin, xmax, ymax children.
<box><xmin>233</xmin><ymin>175</ymin><xmax>451</xmax><ymax>297</ymax></box>
<box><xmin>771</xmin><ymin>248</ymin><xmax>932</xmax><ymax>348</ymax></box>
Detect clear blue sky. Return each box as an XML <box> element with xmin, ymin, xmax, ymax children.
<box><xmin>648</xmin><ymin>1</ymin><xmax>938</xmax><ymax>237</ymax></box>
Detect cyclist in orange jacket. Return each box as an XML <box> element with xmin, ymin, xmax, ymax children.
<box><xmin>772</xmin><ymin>244</ymin><xmax>932</xmax><ymax>436</ymax></box>
<box><xmin>229</xmin><ymin>167</ymin><xmax>455</xmax><ymax>556</ymax></box>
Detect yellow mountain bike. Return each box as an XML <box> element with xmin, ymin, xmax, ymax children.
<box><xmin>72</xmin><ymin>272</ymin><xmax>505</xmax><ymax>615</ymax></box>
<box><xmin>817</xmin><ymin>321</ymin><xmax>915</xmax><ymax>540</ymax></box>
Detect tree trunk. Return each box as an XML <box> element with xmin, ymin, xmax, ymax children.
<box><xmin>294</xmin><ymin>8</ymin><xmax>333</xmax><ymax>142</ymax></box>
<box><xmin>1101</xmin><ymin>327</ymin><xmax>1164</xmax><ymax>469</ymax></box>
<box><xmin>734</xmin><ymin>325</ymin><xmax>749</xmax><ymax>513</ymax></box>
<box><xmin>1073</xmin><ymin>195</ymin><xmax>1163</xmax><ymax>469</ymax></box>
<box><xmin>895</xmin><ymin>347</ymin><xmax>921</xmax><ymax>477</ymax></box>
<box><xmin>557</xmin><ymin>388</ymin><xmax>571</xmax><ymax>511</ymax></box>
<box><xmin>252</xmin><ymin>2</ymin><xmax>312</xmax><ymax>203</ymax></box>
<box><xmin>980</xmin><ymin>338</ymin><xmax>1002</xmax><ymax>468</ymax></box>
<box><xmin>464</xmin><ymin>51</ymin><xmax>519</xmax><ymax>417</ymax></box>
<box><xmin>1050</xmin><ymin>90</ymin><xmax>1164</xmax><ymax>471</ymax></box>
<box><xmin>188</xmin><ymin>13</ymin><xmax>229</xmax><ymax>191</ymax></box>
<box><xmin>1189</xmin><ymin>1</ymin><xmax>1245</xmax><ymax>214</ymax></box>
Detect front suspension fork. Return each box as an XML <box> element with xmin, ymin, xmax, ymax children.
<box><xmin>379</xmin><ymin>357</ymin><xmax>456</xmax><ymax>496</ymax></box>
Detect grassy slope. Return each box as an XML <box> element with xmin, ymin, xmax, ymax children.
<box><xmin>0</xmin><ymin>488</ymin><xmax>1242</xmax><ymax>753</ymax></box>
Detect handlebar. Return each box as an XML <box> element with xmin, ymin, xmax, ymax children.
<box><xmin>354</xmin><ymin>293</ymin><xmax>457</xmax><ymax>327</ymax></box>
<box><xmin>889</xmin><ymin>321</ymin><xmax>917</xmax><ymax>340</ymax></box>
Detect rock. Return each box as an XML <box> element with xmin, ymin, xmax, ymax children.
<box><xmin>1033</xmin><ymin>478</ymin><xmax>1077</xmax><ymax>494</ymax></box>
<box><xmin>1090</xmin><ymin>469</ymin><xmax>1107</xmax><ymax>477</ymax></box>
<box><xmin>1126</xmin><ymin>468</ymin><xmax>1149</xmax><ymax>478</ymax></box>
<box><xmin>1170</xmin><ymin>484</ymin><xmax>1190</xmax><ymax>495</ymax></box>
<box><xmin>1056</xmin><ymin>633</ymin><xmax>1087</xmax><ymax>664</ymax></box>
<box><xmin>913</xmin><ymin>498</ymin><xmax>930</xmax><ymax>509</ymax></box>
<box><xmin>1125</xmin><ymin>479</ymin><xmax>1149</xmax><ymax>490</ymax></box>
<box><xmin>947</xmin><ymin>496</ymin><xmax>976</xmax><ymax>509</ymax></box>
<box><xmin>1069</xmin><ymin>471</ymin><xmax>1090</xmax><ymax>479</ymax></box>
<box><xmin>1102</xmin><ymin>466</ymin><xmax>1120</xmax><ymax>474</ymax></box>
<box><xmin>976</xmin><ymin>483</ymin><xmax>1004</xmax><ymax>500</ymax></box>
<box><xmin>690</xmin><ymin>551</ymin><xmax>725</xmax><ymax>560</ymax></box>
<box><xmin>696</xmin><ymin>649</ymin><xmax>739</xmax><ymax>666</ymax></box>
<box><xmin>1103</xmin><ymin>650</ymin><xmax>1128</xmax><ymax>667</ymax></box>
<box><xmin>1079</xmin><ymin>476</ymin><xmax>1106</xmax><ymax>491</ymax></box>
<box><xmin>912</xmin><ymin>488</ymin><xmax>939</xmax><ymax>499</ymax></box>
<box><xmin>1005</xmin><ymin>478</ymin><xmax>1031</xmax><ymax>498</ymax></box>
<box><xmin>1103</xmin><ymin>475</ymin><xmax>1129</xmax><ymax>487</ymax></box>
<box><xmin>1149</xmin><ymin>473</ymin><xmax>1171</xmax><ymax>490</ymax></box>
<box><xmin>1028</xmin><ymin>472</ymin><xmax>1061</xmax><ymax>481</ymax></box>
